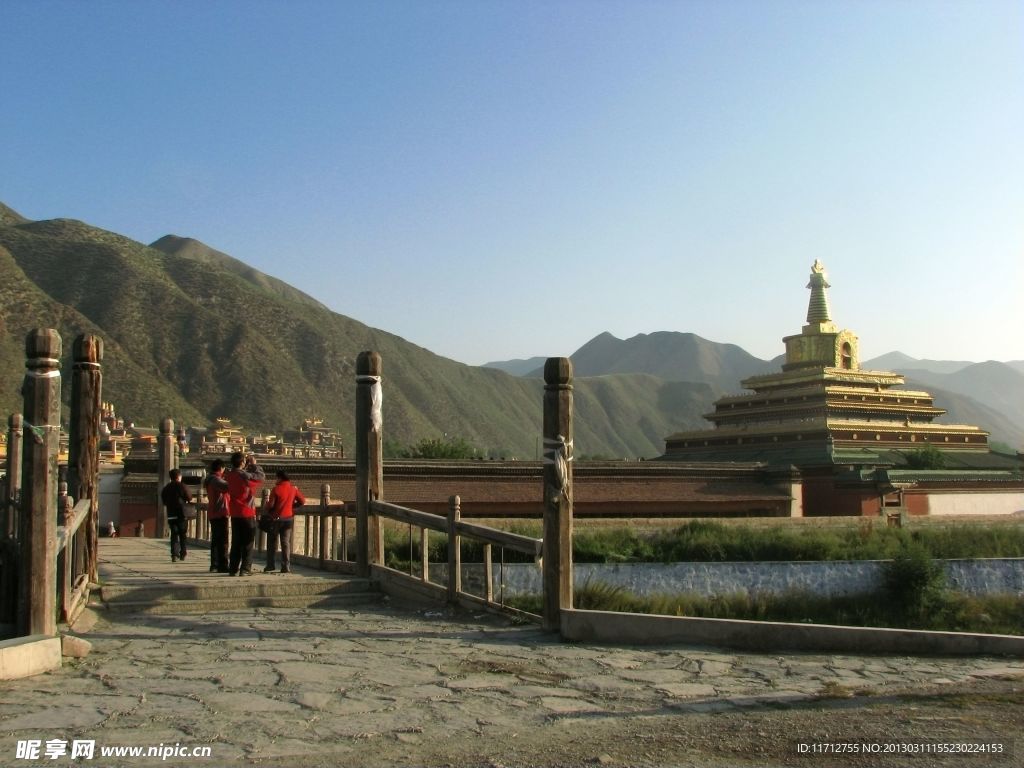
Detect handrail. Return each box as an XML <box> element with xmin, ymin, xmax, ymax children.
<box><xmin>186</xmin><ymin>489</ymin><xmax>542</xmax><ymax>619</ymax></box>
<box><xmin>454</xmin><ymin>519</ymin><xmax>542</xmax><ymax>557</ymax></box>
<box><xmin>371</xmin><ymin>500</ymin><xmax>541</xmax><ymax>557</ymax></box>
<box><xmin>188</xmin><ymin>493</ymin><xmax>357</xmax><ymax>569</ymax></box>
<box><xmin>56</xmin><ymin>498</ymin><xmax>90</xmax><ymax>554</ymax></box>
<box><xmin>371</xmin><ymin>496</ymin><xmax>542</xmax><ymax>618</ymax></box>
<box><xmin>57</xmin><ymin>495</ymin><xmax>92</xmax><ymax>626</ymax></box>
<box><xmin>371</xmin><ymin>500</ymin><xmax>446</xmax><ymax>532</ymax></box>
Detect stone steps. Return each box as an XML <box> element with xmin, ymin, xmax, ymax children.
<box><xmin>99</xmin><ymin>573</ymin><xmax>380</xmax><ymax>614</ymax></box>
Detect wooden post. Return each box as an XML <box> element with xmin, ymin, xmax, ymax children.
<box><xmin>156</xmin><ymin>417</ymin><xmax>175</xmax><ymax>538</ymax></box>
<box><xmin>320</xmin><ymin>484</ymin><xmax>330</xmax><ymax>560</ymax></box>
<box><xmin>318</xmin><ymin>490</ymin><xmax>328</xmax><ymax>568</ymax></box>
<box><xmin>355</xmin><ymin>351</ymin><xmax>383</xmax><ymax>578</ymax></box>
<box><xmin>67</xmin><ymin>334</ymin><xmax>103</xmax><ymax>581</ymax></box>
<box><xmin>447</xmin><ymin>494</ymin><xmax>461</xmax><ymax>602</ymax></box>
<box><xmin>542</xmin><ymin>357</ymin><xmax>574</xmax><ymax>632</ymax></box>
<box><xmin>58</xmin><ymin>482</ymin><xmax>73</xmax><ymax>622</ymax></box>
<box><xmin>420</xmin><ymin>527</ymin><xmax>429</xmax><ymax>582</ymax></box>
<box><xmin>1</xmin><ymin>414</ymin><xmax>24</xmax><ymax>625</ymax></box>
<box><xmin>258</xmin><ymin>488</ymin><xmax>269</xmax><ymax>552</ymax></box>
<box><xmin>19</xmin><ymin>328</ymin><xmax>61</xmax><ymax>637</ymax></box>
<box><xmin>483</xmin><ymin>543</ymin><xmax>493</xmax><ymax>604</ymax></box>
<box><xmin>4</xmin><ymin>414</ymin><xmax>23</xmax><ymax>540</ymax></box>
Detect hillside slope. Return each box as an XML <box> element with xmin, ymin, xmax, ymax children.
<box><xmin>0</xmin><ymin>203</ymin><xmax>712</xmax><ymax>458</ymax></box>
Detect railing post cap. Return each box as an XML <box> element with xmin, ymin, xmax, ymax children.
<box><xmin>160</xmin><ymin>416</ymin><xmax>175</xmax><ymax>433</ymax></box>
<box><xmin>356</xmin><ymin>351</ymin><xmax>382</xmax><ymax>376</ymax></box>
<box><xmin>544</xmin><ymin>357</ymin><xmax>573</xmax><ymax>386</ymax></box>
<box><xmin>72</xmin><ymin>334</ymin><xmax>104</xmax><ymax>363</ymax></box>
<box><xmin>26</xmin><ymin>328</ymin><xmax>62</xmax><ymax>360</ymax></box>
<box><xmin>9</xmin><ymin>413</ymin><xmax>22</xmax><ymax>428</ymax></box>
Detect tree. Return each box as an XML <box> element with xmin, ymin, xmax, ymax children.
<box><xmin>904</xmin><ymin>444</ymin><xmax>946</xmax><ymax>470</ymax></box>
<box><xmin>399</xmin><ymin>436</ymin><xmax>478</xmax><ymax>460</ymax></box>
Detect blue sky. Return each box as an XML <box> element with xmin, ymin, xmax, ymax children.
<box><xmin>3</xmin><ymin>0</ymin><xmax>1022</xmax><ymax>365</ymax></box>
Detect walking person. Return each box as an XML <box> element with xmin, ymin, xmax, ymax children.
<box><xmin>204</xmin><ymin>459</ymin><xmax>230</xmax><ymax>573</ymax></box>
<box><xmin>226</xmin><ymin>451</ymin><xmax>265</xmax><ymax>576</ymax></box>
<box><xmin>161</xmin><ymin>468</ymin><xmax>192</xmax><ymax>562</ymax></box>
<box><xmin>264</xmin><ymin>470</ymin><xmax>305</xmax><ymax>573</ymax></box>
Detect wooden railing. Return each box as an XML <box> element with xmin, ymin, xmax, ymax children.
<box><xmin>183</xmin><ymin>484</ymin><xmax>542</xmax><ymax>619</ymax></box>
<box><xmin>187</xmin><ymin>484</ymin><xmax>357</xmax><ymax>573</ymax></box>
<box><xmin>370</xmin><ymin>495</ymin><xmax>542</xmax><ymax>620</ymax></box>
<box><xmin>56</xmin><ymin>491</ymin><xmax>92</xmax><ymax>626</ymax></box>
<box><xmin>5</xmin><ymin>331</ymin><xmax>104</xmax><ymax>638</ymax></box>
<box><xmin>349</xmin><ymin>351</ymin><xmax>573</xmax><ymax>630</ymax></box>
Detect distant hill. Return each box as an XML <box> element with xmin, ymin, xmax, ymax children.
<box><xmin>864</xmin><ymin>351</ymin><xmax>976</xmax><ymax>375</ymax></box>
<box><xmin>0</xmin><ymin>202</ymin><xmax>715</xmax><ymax>459</ymax></box>
<box><xmin>899</xmin><ymin>363</ymin><xmax>1024</xmax><ymax>440</ymax></box>
<box><xmin>481</xmin><ymin>356</ymin><xmax>548</xmax><ymax>377</ymax></box>
<box><xmin>528</xmin><ymin>331</ymin><xmax>775</xmax><ymax>392</ymax></box>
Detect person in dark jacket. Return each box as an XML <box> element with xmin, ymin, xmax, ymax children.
<box><xmin>264</xmin><ymin>470</ymin><xmax>305</xmax><ymax>573</ymax></box>
<box><xmin>226</xmin><ymin>451</ymin><xmax>265</xmax><ymax>576</ymax></box>
<box><xmin>204</xmin><ymin>459</ymin><xmax>230</xmax><ymax>573</ymax></box>
<box><xmin>161</xmin><ymin>468</ymin><xmax>192</xmax><ymax>562</ymax></box>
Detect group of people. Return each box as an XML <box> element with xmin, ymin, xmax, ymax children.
<box><xmin>160</xmin><ymin>451</ymin><xmax>305</xmax><ymax>575</ymax></box>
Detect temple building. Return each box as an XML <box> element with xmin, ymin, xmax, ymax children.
<box><xmin>662</xmin><ymin>261</ymin><xmax>1024</xmax><ymax>516</ymax></box>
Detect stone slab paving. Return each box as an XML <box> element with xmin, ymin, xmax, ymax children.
<box><xmin>1</xmin><ymin>538</ymin><xmax>1022</xmax><ymax>767</ymax></box>
<box><xmin>0</xmin><ymin>603</ymin><xmax>1021</xmax><ymax>767</ymax></box>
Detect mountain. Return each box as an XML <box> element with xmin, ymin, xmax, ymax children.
<box><xmin>529</xmin><ymin>330</ymin><xmax>775</xmax><ymax>392</ymax></box>
<box><xmin>860</xmin><ymin>354</ymin><xmax>1024</xmax><ymax>450</ymax></box>
<box><xmin>149</xmin><ymin>235</ymin><xmax>328</xmax><ymax>311</ymax></box>
<box><xmin>481</xmin><ymin>356</ymin><xmax>548</xmax><ymax>376</ymax></box>
<box><xmin>0</xmin><ymin>203</ymin><xmax>712</xmax><ymax>459</ymax></box>
<box><xmin>900</xmin><ymin>363</ymin><xmax>1024</xmax><ymax>439</ymax></box>
<box><xmin>864</xmin><ymin>352</ymin><xmax>974</xmax><ymax>375</ymax></box>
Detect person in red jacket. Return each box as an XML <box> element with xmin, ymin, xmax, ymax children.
<box><xmin>226</xmin><ymin>451</ymin><xmax>265</xmax><ymax>576</ymax></box>
<box><xmin>264</xmin><ymin>470</ymin><xmax>305</xmax><ymax>573</ymax></box>
<box><xmin>203</xmin><ymin>459</ymin><xmax>230</xmax><ymax>573</ymax></box>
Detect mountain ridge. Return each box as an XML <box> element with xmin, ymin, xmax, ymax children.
<box><xmin>0</xmin><ymin>202</ymin><xmax>706</xmax><ymax>458</ymax></box>
<box><xmin>2</xmin><ymin>200</ymin><xmax>1020</xmax><ymax>455</ymax></box>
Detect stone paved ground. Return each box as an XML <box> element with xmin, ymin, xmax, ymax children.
<box><xmin>1</xmin><ymin>603</ymin><xmax>1022</xmax><ymax>768</ymax></box>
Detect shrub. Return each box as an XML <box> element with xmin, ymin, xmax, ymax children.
<box><xmin>884</xmin><ymin>542</ymin><xmax>947</xmax><ymax>620</ymax></box>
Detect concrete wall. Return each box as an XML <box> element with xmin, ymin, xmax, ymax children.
<box><xmin>560</xmin><ymin>609</ymin><xmax>1024</xmax><ymax>656</ymax></box>
<box><xmin>460</xmin><ymin>558</ymin><xmax>1024</xmax><ymax>599</ymax></box>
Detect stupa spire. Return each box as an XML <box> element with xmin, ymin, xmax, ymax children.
<box><xmin>806</xmin><ymin>259</ymin><xmax>831</xmax><ymax>324</ymax></box>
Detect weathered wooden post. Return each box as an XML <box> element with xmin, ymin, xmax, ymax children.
<box><xmin>67</xmin><ymin>334</ymin><xmax>103</xmax><ymax>581</ymax></box>
<box><xmin>258</xmin><ymin>488</ymin><xmax>269</xmax><ymax>552</ymax></box>
<box><xmin>542</xmin><ymin>357</ymin><xmax>574</xmax><ymax>632</ymax></box>
<box><xmin>156</xmin><ymin>417</ymin><xmax>175</xmax><ymax>538</ymax></box>
<box><xmin>320</xmin><ymin>484</ymin><xmax>332</xmax><ymax>560</ymax></box>
<box><xmin>447</xmin><ymin>495</ymin><xmax>462</xmax><ymax>602</ymax></box>
<box><xmin>318</xmin><ymin>487</ymin><xmax>329</xmax><ymax>568</ymax></box>
<box><xmin>355</xmin><ymin>351</ymin><xmax>383</xmax><ymax>578</ymax></box>
<box><xmin>19</xmin><ymin>329</ymin><xmax>62</xmax><ymax>636</ymax></box>
<box><xmin>4</xmin><ymin>414</ymin><xmax>23</xmax><ymax>540</ymax></box>
<box><xmin>57</xmin><ymin>481</ymin><xmax>73</xmax><ymax>622</ymax></box>
<box><xmin>1</xmin><ymin>414</ymin><xmax>25</xmax><ymax>625</ymax></box>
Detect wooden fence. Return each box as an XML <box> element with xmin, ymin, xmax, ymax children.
<box><xmin>183</xmin><ymin>350</ymin><xmax>574</xmax><ymax>626</ymax></box>
<box><xmin>0</xmin><ymin>330</ymin><xmax>103</xmax><ymax>637</ymax></box>
<box><xmin>351</xmin><ymin>351</ymin><xmax>573</xmax><ymax>628</ymax></box>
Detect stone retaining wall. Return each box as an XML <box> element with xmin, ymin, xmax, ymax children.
<box><xmin>446</xmin><ymin>558</ymin><xmax>1024</xmax><ymax>598</ymax></box>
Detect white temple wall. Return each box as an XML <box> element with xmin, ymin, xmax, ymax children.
<box><xmin>926</xmin><ymin>491</ymin><xmax>1024</xmax><ymax>516</ymax></box>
